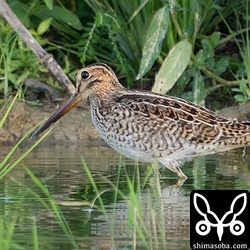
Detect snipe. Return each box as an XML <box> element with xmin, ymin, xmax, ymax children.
<box><xmin>31</xmin><ymin>63</ymin><xmax>250</xmax><ymax>179</ymax></box>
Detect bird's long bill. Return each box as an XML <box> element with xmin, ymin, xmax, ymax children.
<box><xmin>30</xmin><ymin>93</ymin><xmax>81</xmax><ymax>140</ymax></box>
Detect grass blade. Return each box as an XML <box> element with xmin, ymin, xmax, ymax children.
<box><xmin>0</xmin><ymin>93</ymin><xmax>18</xmax><ymax>129</ymax></box>
<box><xmin>0</xmin><ymin>125</ymin><xmax>53</xmax><ymax>179</ymax></box>
<box><xmin>81</xmin><ymin>156</ymin><xmax>106</xmax><ymax>213</ymax></box>
<box><xmin>25</xmin><ymin>167</ymin><xmax>78</xmax><ymax>248</ymax></box>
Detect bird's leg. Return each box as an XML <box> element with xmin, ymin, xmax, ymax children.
<box><xmin>166</xmin><ymin>165</ymin><xmax>188</xmax><ymax>180</ymax></box>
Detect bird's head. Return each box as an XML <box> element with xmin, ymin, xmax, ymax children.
<box><xmin>30</xmin><ymin>63</ymin><xmax>123</xmax><ymax>139</ymax></box>
<box><xmin>76</xmin><ymin>62</ymin><xmax>123</xmax><ymax>101</ymax></box>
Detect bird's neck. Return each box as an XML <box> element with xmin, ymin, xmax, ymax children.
<box><xmin>89</xmin><ymin>80</ymin><xmax>125</xmax><ymax>102</ymax></box>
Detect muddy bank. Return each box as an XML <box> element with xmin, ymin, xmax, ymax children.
<box><xmin>1</xmin><ymin>99</ymin><xmax>250</xmax><ymax>146</ymax></box>
<box><xmin>0</xmin><ymin>100</ymin><xmax>100</xmax><ymax>146</ymax></box>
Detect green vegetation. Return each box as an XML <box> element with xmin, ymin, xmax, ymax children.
<box><xmin>0</xmin><ymin>94</ymin><xmax>52</xmax><ymax>179</ymax></box>
<box><xmin>0</xmin><ymin>0</ymin><xmax>249</xmax><ymax>106</ymax></box>
<box><xmin>24</xmin><ymin>167</ymin><xmax>78</xmax><ymax>248</ymax></box>
<box><xmin>81</xmin><ymin>157</ymin><xmax>167</xmax><ymax>249</ymax></box>
<box><xmin>0</xmin><ymin>157</ymin><xmax>174</xmax><ymax>249</ymax></box>
<box><xmin>0</xmin><ymin>1</ymin><xmax>249</xmax><ymax>248</ymax></box>
<box><xmin>0</xmin><ymin>95</ymin><xmax>53</xmax><ymax>249</ymax></box>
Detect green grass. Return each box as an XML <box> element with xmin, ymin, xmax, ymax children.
<box><xmin>0</xmin><ymin>214</ymin><xmax>18</xmax><ymax>250</ymax></box>
<box><xmin>222</xmin><ymin>0</ymin><xmax>250</xmax><ymax>103</ymax></box>
<box><xmin>0</xmin><ymin>122</ymin><xmax>53</xmax><ymax>180</ymax></box>
<box><xmin>82</xmin><ymin>158</ymin><xmax>169</xmax><ymax>249</ymax></box>
<box><xmin>0</xmin><ymin>93</ymin><xmax>18</xmax><ymax>129</ymax></box>
<box><xmin>1</xmin><ymin>160</ymin><xmax>165</xmax><ymax>249</ymax></box>
<box><xmin>7</xmin><ymin>156</ymin><xmax>171</xmax><ymax>249</ymax></box>
<box><xmin>0</xmin><ymin>7</ymin><xmax>78</xmax><ymax>100</ymax></box>
<box><xmin>1</xmin><ymin>0</ymin><xmax>249</xmax><ymax>108</ymax></box>
<box><xmin>0</xmin><ymin>24</ymin><xmax>43</xmax><ymax>99</ymax></box>
<box><xmin>24</xmin><ymin>167</ymin><xmax>78</xmax><ymax>249</ymax></box>
<box><xmin>0</xmin><ymin>94</ymin><xmax>56</xmax><ymax>249</ymax></box>
<box><xmin>0</xmin><ymin>87</ymin><xmax>57</xmax><ymax>180</ymax></box>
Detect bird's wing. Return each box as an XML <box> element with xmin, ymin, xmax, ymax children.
<box><xmin>115</xmin><ymin>91</ymin><xmax>250</xmax><ymax>145</ymax></box>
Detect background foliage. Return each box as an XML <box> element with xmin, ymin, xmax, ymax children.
<box><xmin>0</xmin><ymin>0</ymin><xmax>249</xmax><ymax>107</ymax></box>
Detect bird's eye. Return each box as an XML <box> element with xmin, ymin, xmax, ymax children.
<box><xmin>81</xmin><ymin>71</ymin><xmax>89</xmax><ymax>79</ymax></box>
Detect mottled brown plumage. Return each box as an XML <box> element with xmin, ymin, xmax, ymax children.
<box><xmin>31</xmin><ymin>63</ymin><xmax>250</xmax><ymax>179</ymax></box>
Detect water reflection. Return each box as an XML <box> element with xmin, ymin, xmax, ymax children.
<box><xmin>0</xmin><ymin>144</ymin><xmax>249</xmax><ymax>249</ymax></box>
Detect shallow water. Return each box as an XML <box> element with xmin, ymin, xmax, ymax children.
<box><xmin>0</xmin><ymin>144</ymin><xmax>250</xmax><ymax>249</ymax></box>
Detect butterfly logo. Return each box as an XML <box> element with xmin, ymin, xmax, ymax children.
<box><xmin>193</xmin><ymin>193</ymin><xmax>247</xmax><ymax>241</ymax></box>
